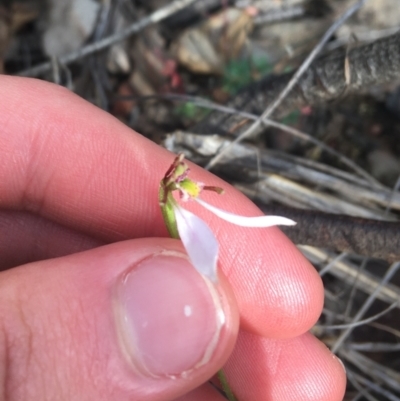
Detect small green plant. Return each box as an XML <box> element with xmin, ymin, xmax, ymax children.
<box><xmin>174</xmin><ymin>102</ymin><xmax>210</xmax><ymax>124</ymax></box>
<box><xmin>222</xmin><ymin>56</ymin><xmax>273</xmax><ymax>95</ymax></box>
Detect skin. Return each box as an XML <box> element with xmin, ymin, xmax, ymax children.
<box><xmin>0</xmin><ymin>76</ymin><xmax>346</xmax><ymax>401</ymax></box>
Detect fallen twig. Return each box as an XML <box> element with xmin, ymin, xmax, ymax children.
<box><xmin>193</xmin><ymin>17</ymin><xmax>400</xmax><ymax>172</ymax></box>
<box><xmin>302</xmin><ymin>246</ymin><xmax>400</xmax><ymax>305</ymax></box>
<box><xmin>157</xmin><ymin>93</ymin><xmax>382</xmax><ymax>187</ymax></box>
<box><xmin>165</xmin><ymin>131</ymin><xmax>392</xmax><ymax>209</ymax></box>
<box><xmin>18</xmin><ymin>0</ymin><xmax>197</xmax><ymax>78</ymax></box>
<box><xmin>165</xmin><ymin>130</ymin><xmax>400</xmax><ymax>262</ymax></box>
<box><xmin>260</xmin><ymin>204</ymin><xmax>400</xmax><ymax>263</ymax></box>
<box><xmin>331</xmin><ymin>261</ymin><xmax>400</xmax><ymax>353</ymax></box>
<box><xmin>203</xmin><ymin>0</ymin><xmax>367</xmax><ymax>170</ymax></box>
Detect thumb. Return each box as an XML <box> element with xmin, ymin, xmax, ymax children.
<box><xmin>0</xmin><ymin>238</ymin><xmax>239</xmax><ymax>401</ymax></box>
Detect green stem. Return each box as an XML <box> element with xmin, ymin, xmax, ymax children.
<box><xmin>218</xmin><ymin>369</ymin><xmax>237</xmax><ymax>401</ymax></box>
<box><xmin>159</xmin><ymin>186</ymin><xmax>180</xmax><ymax>239</ymax></box>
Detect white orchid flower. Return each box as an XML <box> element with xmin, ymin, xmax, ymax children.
<box><xmin>174</xmin><ymin>205</ymin><xmax>220</xmax><ymax>282</ymax></box>
<box><xmin>159</xmin><ymin>154</ymin><xmax>296</xmax><ymax>282</ymax></box>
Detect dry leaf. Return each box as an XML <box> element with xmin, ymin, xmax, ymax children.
<box><xmin>174</xmin><ymin>28</ymin><xmax>223</xmax><ymax>74</ymax></box>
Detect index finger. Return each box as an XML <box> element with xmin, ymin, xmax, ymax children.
<box><xmin>0</xmin><ymin>76</ymin><xmax>323</xmax><ymax>338</ymax></box>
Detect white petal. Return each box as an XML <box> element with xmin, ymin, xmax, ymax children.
<box><xmin>174</xmin><ymin>205</ymin><xmax>219</xmax><ymax>282</ymax></box>
<box><xmin>195</xmin><ymin>198</ymin><xmax>296</xmax><ymax>227</ymax></box>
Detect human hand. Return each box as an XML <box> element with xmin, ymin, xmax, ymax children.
<box><xmin>0</xmin><ymin>76</ymin><xmax>346</xmax><ymax>401</ymax></box>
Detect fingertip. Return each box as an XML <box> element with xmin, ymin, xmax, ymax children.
<box><xmin>224</xmin><ymin>228</ymin><xmax>324</xmax><ymax>338</ymax></box>
<box><xmin>225</xmin><ymin>331</ymin><xmax>346</xmax><ymax>401</ymax></box>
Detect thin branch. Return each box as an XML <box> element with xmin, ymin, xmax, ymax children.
<box><xmin>331</xmin><ymin>261</ymin><xmax>400</xmax><ymax>354</ymax></box>
<box><xmin>253</xmin><ymin>4</ymin><xmax>306</xmax><ymax>25</ymax></box>
<box><xmin>321</xmin><ymin>301</ymin><xmax>398</xmax><ymax>330</ymax></box>
<box><xmin>301</xmin><ymin>246</ymin><xmax>400</xmax><ymax>305</ymax></box>
<box><xmin>347</xmin><ymin>370</ymin><xmax>400</xmax><ymax>401</ymax></box>
<box><xmin>204</xmin><ymin>0</ymin><xmax>367</xmax><ymax>170</ymax></box>
<box><xmin>18</xmin><ymin>0</ymin><xmax>198</xmax><ymax>78</ymax></box>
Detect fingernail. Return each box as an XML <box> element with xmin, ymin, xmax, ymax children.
<box><xmin>114</xmin><ymin>251</ymin><xmax>226</xmax><ymax>378</ymax></box>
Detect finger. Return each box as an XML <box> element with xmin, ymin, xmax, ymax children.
<box><xmin>0</xmin><ymin>210</ymin><xmax>103</xmax><ymax>270</ymax></box>
<box><xmin>0</xmin><ymin>238</ymin><xmax>238</xmax><ymax>401</ymax></box>
<box><xmin>223</xmin><ymin>331</ymin><xmax>346</xmax><ymax>401</ymax></box>
<box><xmin>0</xmin><ymin>76</ymin><xmax>323</xmax><ymax>338</ymax></box>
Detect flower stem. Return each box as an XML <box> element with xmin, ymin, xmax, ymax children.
<box><xmin>218</xmin><ymin>370</ymin><xmax>238</xmax><ymax>401</ymax></box>
<box><xmin>159</xmin><ymin>187</ymin><xmax>180</xmax><ymax>239</ymax></box>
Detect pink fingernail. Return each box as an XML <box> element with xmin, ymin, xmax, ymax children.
<box><xmin>115</xmin><ymin>252</ymin><xmax>225</xmax><ymax>378</ymax></box>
